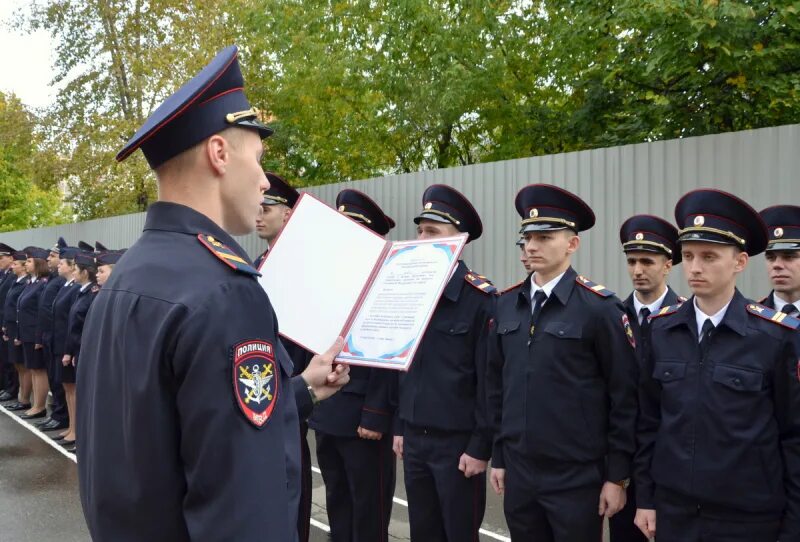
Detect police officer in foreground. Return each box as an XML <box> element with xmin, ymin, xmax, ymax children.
<box><xmin>487</xmin><ymin>183</ymin><xmax>638</xmax><ymax>542</ymax></box>
<box><xmin>254</xmin><ymin>171</ymin><xmax>300</xmax><ymax>268</ymax></box>
<box><xmin>759</xmin><ymin>205</ymin><xmax>800</xmax><ymax>316</ymax></box>
<box><xmin>0</xmin><ymin>243</ymin><xmax>18</xmax><ymax>401</ymax></box>
<box><xmin>613</xmin><ymin>215</ymin><xmax>684</xmax><ymax>542</ymax></box>
<box><xmin>310</xmin><ymin>189</ymin><xmax>397</xmax><ymax>542</ymax></box>
<box><xmin>76</xmin><ymin>45</ymin><xmax>349</xmax><ymax>541</ymax></box>
<box><xmin>393</xmin><ymin>184</ymin><xmax>496</xmax><ymax>541</ymax></box>
<box><xmin>634</xmin><ymin>189</ymin><xmax>800</xmax><ymax>541</ymax></box>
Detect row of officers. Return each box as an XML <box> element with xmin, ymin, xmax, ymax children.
<box><xmin>64</xmin><ymin>46</ymin><xmax>800</xmax><ymax>542</ymax></box>
<box><xmin>0</xmin><ymin>241</ymin><xmax>125</xmax><ymax>452</ymax></box>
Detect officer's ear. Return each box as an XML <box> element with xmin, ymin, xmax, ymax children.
<box><xmin>733</xmin><ymin>247</ymin><xmax>749</xmax><ymax>274</ymax></box>
<box><xmin>565</xmin><ymin>230</ymin><xmax>580</xmax><ymax>255</ymax></box>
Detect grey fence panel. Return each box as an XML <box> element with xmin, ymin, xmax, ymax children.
<box><xmin>3</xmin><ymin>123</ymin><xmax>799</xmax><ymax>299</ymax></box>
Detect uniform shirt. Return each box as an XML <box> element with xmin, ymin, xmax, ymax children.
<box><xmin>16</xmin><ymin>276</ymin><xmax>46</xmax><ymax>343</ymax></box>
<box><xmin>487</xmin><ymin>266</ymin><xmax>638</xmax><ymax>482</ymax></box>
<box><xmin>51</xmin><ymin>280</ymin><xmax>79</xmax><ymax>357</ymax></box>
<box><xmin>622</xmin><ymin>286</ymin><xmax>684</xmax><ymax>359</ymax></box>
<box><xmin>76</xmin><ymin>202</ymin><xmax>311</xmax><ymax>542</ymax></box>
<box><xmin>693</xmin><ymin>297</ymin><xmax>730</xmax><ymax>337</ymax></box>
<box><xmin>632</xmin><ymin>287</ymin><xmax>670</xmax><ymax>325</ymax></box>
<box><xmin>529</xmin><ymin>270</ymin><xmax>565</xmax><ymax>307</ymax></box>
<box><xmin>773</xmin><ymin>293</ymin><xmax>800</xmax><ymax>315</ymax></box>
<box><xmin>394</xmin><ymin>261</ymin><xmax>495</xmax><ymax>460</ymax></box>
<box><xmin>635</xmin><ymin>289</ymin><xmax>800</xmax><ymax>538</ymax></box>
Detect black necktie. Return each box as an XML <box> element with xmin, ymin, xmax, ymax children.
<box><xmin>700</xmin><ymin>318</ymin><xmax>715</xmax><ymax>353</ymax></box>
<box><xmin>782</xmin><ymin>304</ymin><xmax>798</xmax><ymax>316</ymax></box>
<box><xmin>639</xmin><ymin>307</ymin><xmax>651</xmax><ymax>336</ymax></box>
<box><xmin>530</xmin><ymin>290</ymin><xmax>548</xmax><ymax>335</ymax></box>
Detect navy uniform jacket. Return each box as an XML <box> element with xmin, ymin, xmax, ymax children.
<box><xmin>487</xmin><ymin>267</ymin><xmax>638</xmax><ymax>483</ymax></box>
<box><xmin>622</xmin><ymin>286</ymin><xmax>684</xmax><ymax>356</ymax></box>
<box><xmin>0</xmin><ymin>270</ymin><xmax>13</xmax><ymax>324</ymax></box>
<box><xmin>76</xmin><ymin>202</ymin><xmax>313</xmax><ymax>542</ymax></box>
<box><xmin>16</xmin><ymin>278</ymin><xmax>47</xmax><ymax>343</ymax></box>
<box><xmin>36</xmin><ymin>274</ymin><xmax>66</xmax><ymax>346</ymax></box>
<box><xmin>254</xmin><ymin>248</ymin><xmax>268</xmax><ymax>269</ymax></box>
<box><xmin>395</xmin><ymin>261</ymin><xmax>495</xmax><ymax>460</ymax></box>
<box><xmin>3</xmin><ymin>277</ymin><xmax>29</xmax><ymax>340</ymax></box>
<box><xmin>51</xmin><ymin>281</ymin><xmax>79</xmax><ymax>356</ymax></box>
<box><xmin>635</xmin><ymin>290</ymin><xmax>800</xmax><ymax>538</ymax></box>
<box><xmin>64</xmin><ymin>283</ymin><xmax>97</xmax><ymax>358</ymax></box>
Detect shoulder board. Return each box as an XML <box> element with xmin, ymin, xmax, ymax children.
<box><xmin>500</xmin><ymin>280</ymin><xmax>525</xmax><ymax>295</ymax></box>
<box><xmin>464</xmin><ymin>272</ymin><xmax>497</xmax><ymax>294</ymax></box>
<box><xmin>746</xmin><ymin>303</ymin><xmax>800</xmax><ymax>330</ymax></box>
<box><xmin>677</xmin><ymin>296</ymin><xmax>687</xmax><ymax>303</ymax></box>
<box><xmin>197</xmin><ymin>234</ymin><xmax>261</xmax><ymax>277</ymax></box>
<box><xmin>649</xmin><ymin>304</ymin><xmax>681</xmax><ymax>320</ymax></box>
<box><xmin>575</xmin><ymin>275</ymin><xmax>615</xmax><ymax>297</ymax></box>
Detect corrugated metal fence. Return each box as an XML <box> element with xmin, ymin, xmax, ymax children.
<box><xmin>3</xmin><ymin>123</ymin><xmax>799</xmax><ymax>298</ymax></box>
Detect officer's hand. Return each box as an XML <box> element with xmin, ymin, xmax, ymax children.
<box><xmin>301</xmin><ymin>337</ymin><xmax>349</xmax><ymax>401</ymax></box>
<box><xmin>490</xmin><ymin>468</ymin><xmax>505</xmax><ymax>496</ymax></box>
<box><xmin>634</xmin><ymin>508</ymin><xmax>656</xmax><ymax>539</ymax></box>
<box><xmin>598</xmin><ymin>481</ymin><xmax>626</xmax><ymax>518</ymax></box>
<box><xmin>357</xmin><ymin>427</ymin><xmax>382</xmax><ymax>440</ymax></box>
<box><xmin>458</xmin><ymin>453</ymin><xmax>487</xmax><ymax>478</ymax></box>
<box><xmin>62</xmin><ymin>355</ymin><xmax>72</xmax><ymax>367</ymax></box>
<box><xmin>13</xmin><ymin>339</ymin><xmax>21</xmax><ymax>346</ymax></box>
<box><xmin>392</xmin><ymin>436</ymin><xmax>403</xmax><ymax>459</ymax></box>
<box><xmin>2</xmin><ymin>335</ymin><xmax>7</xmax><ymax>341</ymax></box>
<box><xmin>34</xmin><ymin>344</ymin><xmax>43</xmax><ymax>350</ymax></box>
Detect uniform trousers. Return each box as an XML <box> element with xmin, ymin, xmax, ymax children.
<box><xmin>46</xmin><ymin>348</ymin><xmax>68</xmax><ymax>423</ymax></box>
<box><xmin>316</xmin><ymin>431</ymin><xmax>395</xmax><ymax>542</ymax></box>
<box><xmin>608</xmin><ymin>478</ymin><xmax>647</xmax><ymax>542</ymax></box>
<box><xmin>403</xmin><ymin>423</ymin><xmax>486</xmax><ymax>542</ymax></box>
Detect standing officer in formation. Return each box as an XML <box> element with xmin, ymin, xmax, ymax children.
<box><xmin>613</xmin><ymin>215</ymin><xmax>684</xmax><ymax>542</ymax></box>
<box><xmin>254</xmin><ymin>171</ymin><xmax>300</xmax><ymax>268</ymax></box>
<box><xmin>393</xmin><ymin>184</ymin><xmax>496</xmax><ymax>542</ymax></box>
<box><xmin>487</xmin><ymin>184</ymin><xmax>638</xmax><ymax>542</ymax></box>
<box><xmin>634</xmin><ymin>189</ymin><xmax>800</xmax><ymax>541</ymax></box>
<box><xmin>0</xmin><ymin>243</ymin><xmax>18</xmax><ymax>401</ymax></box>
<box><xmin>759</xmin><ymin>205</ymin><xmax>800</xmax><ymax>315</ymax></box>
<box><xmin>310</xmin><ymin>189</ymin><xmax>397</xmax><ymax>542</ymax></box>
<box><xmin>3</xmin><ymin>251</ymin><xmax>30</xmax><ymax>411</ymax></box>
<box><xmin>76</xmin><ymin>45</ymin><xmax>349</xmax><ymax>541</ymax></box>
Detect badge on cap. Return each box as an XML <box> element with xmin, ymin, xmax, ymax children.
<box><xmin>775</xmin><ymin>227</ymin><xmax>784</xmax><ymax>238</ymax></box>
<box><xmin>694</xmin><ymin>216</ymin><xmax>705</xmax><ymax>226</ymax></box>
<box><xmin>635</xmin><ymin>232</ymin><xmax>644</xmax><ymax>240</ymax></box>
<box><xmin>232</xmin><ymin>340</ymin><xmax>279</xmax><ymax>428</ymax></box>
<box><xmin>530</xmin><ymin>208</ymin><xmax>539</xmax><ymax>218</ymax></box>
<box><xmin>424</xmin><ymin>202</ymin><xmax>433</xmax><ymax>210</ymax></box>
<box><xmin>338</xmin><ymin>205</ymin><xmax>346</xmax><ymax>212</ymax></box>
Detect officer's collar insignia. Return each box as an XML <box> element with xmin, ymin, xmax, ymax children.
<box><xmin>465</xmin><ymin>272</ymin><xmax>497</xmax><ymax>294</ymax></box>
<box><xmin>621</xmin><ymin>314</ymin><xmax>635</xmax><ymax>349</ymax></box>
<box><xmin>232</xmin><ymin>340</ymin><xmax>279</xmax><ymax>428</ymax></box>
<box><xmin>575</xmin><ymin>275</ymin><xmax>615</xmax><ymax>297</ymax></box>
<box><xmin>746</xmin><ymin>303</ymin><xmax>800</xmax><ymax>330</ymax></box>
<box><xmin>197</xmin><ymin>234</ymin><xmax>260</xmax><ymax>276</ymax></box>
<box><xmin>649</xmin><ymin>304</ymin><xmax>680</xmax><ymax>320</ymax></box>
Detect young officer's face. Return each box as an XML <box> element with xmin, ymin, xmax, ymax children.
<box><xmin>626</xmin><ymin>251</ymin><xmax>672</xmax><ymax>296</ymax></box>
<box><xmin>256</xmin><ymin>204</ymin><xmax>291</xmax><ymax>243</ymax></box>
<box><xmin>57</xmin><ymin>259</ymin><xmax>74</xmax><ymax>279</ymax></box>
<box><xmin>416</xmin><ymin>219</ymin><xmax>460</xmax><ymax>240</ymax></box>
<box><xmin>47</xmin><ymin>251</ymin><xmax>60</xmax><ymax>270</ymax></box>
<box><xmin>97</xmin><ymin>264</ymin><xmax>114</xmax><ymax>286</ymax></box>
<box><xmin>681</xmin><ymin>242</ymin><xmax>747</xmax><ymax>298</ymax></box>
<box><xmin>220</xmin><ymin>129</ymin><xmax>268</xmax><ymax>237</ymax></box>
<box><xmin>11</xmin><ymin>260</ymin><xmax>25</xmax><ymax>275</ymax></box>
<box><xmin>523</xmin><ymin>229</ymin><xmax>578</xmax><ymax>276</ymax></box>
<box><xmin>24</xmin><ymin>258</ymin><xmax>35</xmax><ymax>274</ymax></box>
<box><xmin>765</xmin><ymin>250</ymin><xmax>800</xmax><ymax>299</ymax></box>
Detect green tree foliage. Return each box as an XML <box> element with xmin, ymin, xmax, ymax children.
<box><xmin>15</xmin><ymin>0</ymin><xmax>800</xmax><ymax>218</ymax></box>
<box><xmin>0</xmin><ymin>92</ymin><xmax>65</xmax><ymax>232</ymax></box>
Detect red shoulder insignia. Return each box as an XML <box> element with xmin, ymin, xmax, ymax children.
<box><xmin>746</xmin><ymin>303</ymin><xmax>800</xmax><ymax>330</ymax></box>
<box><xmin>649</xmin><ymin>304</ymin><xmax>681</xmax><ymax>320</ymax></box>
<box><xmin>465</xmin><ymin>272</ymin><xmax>497</xmax><ymax>295</ymax></box>
<box><xmin>198</xmin><ymin>234</ymin><xmax>260</xmax><ymax>276</ymax></box>
<box><xmin>575</xmin><ymin>275</ymin><xmax>615</xmax><ymax>297</ymax></box>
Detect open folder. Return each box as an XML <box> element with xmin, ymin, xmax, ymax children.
<box><xmin>258</xmin><ymin>193</ymin><xmax>467</xmax><ymax>371</ymax></box>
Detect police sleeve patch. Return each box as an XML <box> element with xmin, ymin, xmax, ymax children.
<box><xmin>575</xmin><ymin>275</ymin><xmax>615</xmax><ymax>297</ymax></box>
<box><xmin>746</xmin><ymin>303</ymin><xmax>800</xmax><ymax>330</ymax></box>
<box><xmin>198</xmin><ymin>234</ymin><xmax>261</xmax><ymax>276</ymax></box>
<box><xmin>465</xmin><ymin>272</ymin><xmax>497</xmax><ymax>294</ymax></box>
<box><xmin>232</xmin><ymin>340</ymin><xmax>279</xmax><ymax>428</ymax></box>
<box><xmin>622</xmin><ymin>314</ymin><xmax>635</xmax><ymax>348</ymax></box>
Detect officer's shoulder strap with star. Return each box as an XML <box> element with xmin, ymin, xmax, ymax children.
<box><xmin>575</xmin><ymin>275</ymin><xmax>615</xmax><ymax>297</ymax></box>
<box><xmin>649</xmin><ymin>303</ymin><xmax>682</xmax><ymax>320</ymax></box>
<box><xmin>500</xmin><ymin>280</ymin><xmax>525</xmax><ymax>295</ymax></box>
<box><xmin>746</xmin><ymin>302</ymin><xmax>800</xmax><ymax>330</ymax></box>
<box><xmin>197</xmin><ymin>234</ymin><xmax>261</xmax><ymax>276</ymax></box>
<box><xmin>465</xmin><ymin>271</ymin><xmax>497</xmax><ymax>295</ymax></box>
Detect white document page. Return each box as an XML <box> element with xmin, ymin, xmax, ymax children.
<box><xmin>258</xmin><ymin>193</ymin><xmax>387</xmax><ymax>354</ymax></box>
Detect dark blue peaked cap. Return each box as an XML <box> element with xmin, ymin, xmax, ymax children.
<box><xmin>263</xmin><ymin>172</ymin><xmax>300</xmax><ymax>207</ymax></box>
<box><xmin>0</xmin><ymin>243</ymin><xmax>15</xmax><ymax>255</ymax></box>
<box><xmin>51</xmin><ymin>237</ymin><xmax>67</xmax><ymax>254</ymax></box>
<box><xmin>674</xmin><ymin>189</ymin><xmax>767</xmax><ymax>256</ymax></box>
<box><xmin>78</xmin><ymin>241</ymin><xmax>94</xmax><ymax>252</ymax></box>
<box><xmin>760</xmin><ymin>205</ymin><xmax>800</xmax><ymax>252</ymax></box>
<box><xmin>414</xmin><ymin>184</ymin><xmax>483</xmax><ymax>242</ymax></box>
<box><xmin>619</xmin><ymin>214</ymin><xmax>681</xmax><ymax>264</ymax></box>
<box><xmin>96</xmin><ymin>251</ymin><xmax>124</xmax><ymax>265</ymax></box>
<box><xmin>336</xmin><ymin>189</ymin><xmax>395</xmax><ymax>236</ymax></box>
<box><xmin>116</xmin><ymin>45</ymin><xmax>273</xmax><ymax>169</ymax></box>
<box><xmin>25</xmin><ymin>247</ymin><xmax>50</xmax><ymax>260</ymax></box>
<box><xmin>515</xmin><ymin>184</ymin><xmax>595</xmax><ymax>233</ymax></box>
<box><xmin>60</xmin><ymin>247</ymin><xmax>80</xmax><ymax>260</ymax></box>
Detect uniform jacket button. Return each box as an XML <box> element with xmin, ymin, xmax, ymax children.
<box><xmin>664</xmin><ymin>370</ymin><xmax>671</xmax><ymax>377</ymax></box>
<box><xmin>558</xmin><ymin>330</ymin><xmax>564</xmax><ymax>336</ymax></box>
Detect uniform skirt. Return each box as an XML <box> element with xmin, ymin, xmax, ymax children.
<box><xmin>62</xmin><ymin>357</ymin><xmax>76</xmax><ymax>384</ymax></box>
<box><xmin>23</xmin><ymin>342</ymin><xmax>46</xmax><ymax>370</ymax></box>
<box><xmin>9</xmin><ymin>341</ymin><xmax>22</xmax><ymax>366</ymax></box>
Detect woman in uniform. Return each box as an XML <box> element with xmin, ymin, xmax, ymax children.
<box><xmin>16</xmin><ymin>247</ymin><xmax>51</xmax><ymax>419</ymax></box>
<box><xmin>61</xmin><ymin>251</ymin><xmax>99</xmax><ymax>451</ymax></box>
<box><xmin>96</xmin><ymin>251</ymin><xmax>123</xmax><ymax>287</ymax></box>
<box><xmin>2</xmin><ymin>251</ymin><xmax>30</xmax><ymax>411</ymax></box>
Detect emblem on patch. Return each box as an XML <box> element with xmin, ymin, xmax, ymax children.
<box><xmin>775</xmin><ymin>227</ymin><xmax>784</xmax><ymax>238</ymax></box>
<box><xmin>530</xmin><ymin>208</ymin><xmax>538</xmax><ymax>218</ymax></box>
<box><xmin>425</xmin><ymin>202</ymin><xmax>433</xmax><ymax>210</ymax></box>
<box><xmin>622</xmin><ymin>314</ymin><xmax>636</xmax><ymax>348</ymax></box>
<box><xmin>694</xmin><ymin>215</ymin><xmax>705</xmax><ymax>226</ymax></box>
<box><xmin>232</xmin><ymin>340</ymin><xmax>279</xmax><ymax>428</ymax></box>
<box><xmin>635</xmin><ymin>232</ymin><xmax>644</xmax><ymax>240</ymax></box>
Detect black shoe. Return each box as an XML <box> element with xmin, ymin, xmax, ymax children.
<box><xmin>0</xmin><ymin>391</ymin><xmax>13</xmax><ymax>401</ymax></box>
<box><xmin>34</xmin><ymin>417</ymin><xmax>53</xmax><ymax>427</ymax></box>
<box><xmin>40</xmin><ymin>419</ymin><xmax>68</xmax><ymax>431</ymax></box>
<box><xmin>51</xmin><ymin>433</ymin><xmax>66</xmax><ymax>441</ymax></box>
<box><xmin>65</xmin><ymin>444</ymin><xmax>76</xmax><ymax>454</ymax></box>
<box><xmin>6</xmin><ymin>402</ymin><xmax>31</xmax><ymax>411</ymax></box>
<box><xmin>61</xmin><ymin>439</ymin><xmax>75</xmax><ymax>447</ymax></box>
<box><xmin>20</xmin><ymin>410</ymin><xmax>47</xmax><ymax>420</ymax></box>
